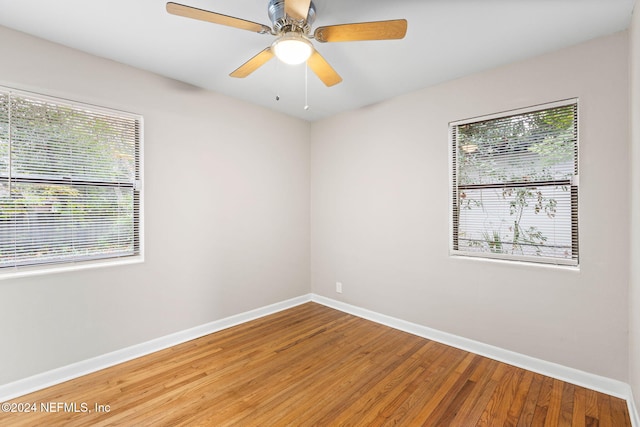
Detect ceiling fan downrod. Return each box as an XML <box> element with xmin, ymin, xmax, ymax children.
<box><xmin>268</xmin><ymin>0</ymin><xmax>316</xmax><ymax>34</ymax></box>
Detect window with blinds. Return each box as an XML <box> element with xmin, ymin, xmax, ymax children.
<box><xmin>450</xmin><ymin>100</ymin><xmax>578</xmax><ymax>266</ymax></box>
<box><xmin>0</xmin><ymin>87</ymin><xmax>142</xmax><ymax>271</ymax></box>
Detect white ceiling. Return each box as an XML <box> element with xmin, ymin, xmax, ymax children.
<box><xmin>0</xmin><ymin>0</ymin><xmax>635</xmax><ymax>121</ymax></box>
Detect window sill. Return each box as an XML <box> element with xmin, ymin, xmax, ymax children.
<box><xmin>450</xmin><ymin>252</ymin><xmax>580</xmax><ymax>272</ymax></box>
<box><xmin>0</xmin><ymin>256</ymin><xmax>144</xmax><ymax>281</ymax></box>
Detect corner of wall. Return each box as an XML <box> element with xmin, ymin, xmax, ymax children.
<box><xmin>629</xmin><ymin>0</ymin><xmax>640</xmax><ymax>419</ymax></box>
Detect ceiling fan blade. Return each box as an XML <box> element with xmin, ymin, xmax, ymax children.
<box><xmin>166</xmin><ymin>2</ymin><xmax>271</xmax><ymax>34</ymax></box>
<box><xmin>314</xmin><ymin>19</ymin><xmax>408</xmax><ymax>43</ymax></box>
<box><xmin>307</xmin><ymin>50</ymin><xmax>342</xmax><ymax>87</ymax></box>
<box><xmin>230</xmin><ymin>47</ymin><xmax>275</xmax><ymax>78</ymax></box>
<box><xmin>284</xmin><ymin>0</ymin><xmax>311</xmax><ymax>22</ymax></box>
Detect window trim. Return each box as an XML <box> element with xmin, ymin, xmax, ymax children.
<box><xmin>449</xmin><ymin>98</ymin><xmax>579</xmax><ymax>267</ymax></box>
<box><xmin>0</xmin><ymin>85</ymin><xmax>144</xmax><ymax>279</ymax></box>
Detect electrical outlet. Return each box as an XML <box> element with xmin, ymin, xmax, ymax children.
<box><xmin>336</xmin><ymin>282</ymin><xmax>343</xmax><ymax>294</ymax></box>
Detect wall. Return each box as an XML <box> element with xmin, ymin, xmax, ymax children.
<box><xmin>0</xmin><ymin>19</ymin><xmax>634</xmax><ymax>392</ymax></box>
<box><xmin>311</xmin><ymin>32</ymin><xmax>630</xmax><ymax>381</ymax></box>
<box><xmin>630</xmin><ymin>1</ymin><xmax>640</xmax><ymax>411</ymax></box>
<box><xmin>0</xmin><ymin>26</ymin><xmax>310</xmax><ymax>384</ymax></box>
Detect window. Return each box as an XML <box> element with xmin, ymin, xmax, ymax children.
<box><xmin>0</xmin><ymin>87</ymin><xmax>142</xmax><ymax>272</ymax></box>
<box><xmin>450</xmin><ymin>100</ymin><xmax>578</xmax><ymax>266</ymax></box>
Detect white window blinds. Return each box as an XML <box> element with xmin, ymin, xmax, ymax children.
<box><xmin>451</xmin><ymin>100</ymin><xmax>578</xmax><ymax>266</ymax></box>
<box><xmin>0</xmin><ymin>88</ymin><xmax>141</xmax><ymax>269</ymax></box>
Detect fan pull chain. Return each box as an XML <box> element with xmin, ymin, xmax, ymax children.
<box><xmin>304</xmin><ymin>64</ymin><xmax>309</xmax><ymax>111</ymax></box>
<box><xmin>275</xmin><ymin>59</ymin><xmax>280</xmax><ymax>101</ymax></box>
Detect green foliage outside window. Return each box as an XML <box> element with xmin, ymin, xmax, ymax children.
<box><xmin>0</xmin><ymin>91</ymin><xmax>141</xmax><ymax>269</ymax></box>
<box><xmin>453</xmin><ymin>102</ymin><xmax>578</xmax><ymax>264</ymax></box>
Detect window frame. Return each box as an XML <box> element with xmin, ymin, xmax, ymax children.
<box><xmin>0</xmin><ymin>86</ymin><xmax>144</xmax><ymax>278</ymax></box>
<box><xmin>449</xmin><ymin>99</ymin><xmax>579</xmax><ymax>267</ymax></box>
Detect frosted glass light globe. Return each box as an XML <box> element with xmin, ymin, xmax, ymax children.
<box><xmin>273</xmin><ymin>33</ymin><xmax>313</xmax><ymax>65</ymax></box>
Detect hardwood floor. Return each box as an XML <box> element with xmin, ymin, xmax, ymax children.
<box><xmin>0</xmin><ymin>302</ymin><xmax>631</xmax><ymax>426</ymax></box>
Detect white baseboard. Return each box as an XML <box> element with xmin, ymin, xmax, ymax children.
<box><xmin>311</xmin><ymin>294</ymin><xmax>640</xmax><ymax>426</ymax></box>
<box><xmin>0</xmin><ymin>294</ymin><xmax>312</xmax><ymax>402</ymax></box>
<box><xmin>2</xmin><ymin>292</ymin><xmax>638</xmax><ymax>426</ymax></box>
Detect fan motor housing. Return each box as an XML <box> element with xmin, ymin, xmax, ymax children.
<box><xmin>268</xmin><ymin>0</ymin><xmax>316</xmax><ymax>33</ymax></box>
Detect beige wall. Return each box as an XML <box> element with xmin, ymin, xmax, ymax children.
<box><xmin>311</xmin><ymin>32</ymin><xmax>630</xmax><ymax>381</ymax></box>
<box><xmin>0</xmin><ymin>21</ymin><xmax>635</xmax><ymax>391</ymax></box>
<box><xmin>630</xmin><ymin>2</ymin><xmax>640</xmax><ymax>410</ymax></box>
<box><xmin>0</xmin><ymin>26</ymin><xmax>310</xmax><ymax>384</ymax></box>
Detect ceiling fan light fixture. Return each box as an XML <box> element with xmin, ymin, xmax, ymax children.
<box><xmin>272</xmin><ymin>32</ymin><xmax>313</xmax><ymax>65</ymax></box>
<box><xmin>166</xmin><ymin>1</ymin><xmax>408</xmax><ymax>86</ymax></box>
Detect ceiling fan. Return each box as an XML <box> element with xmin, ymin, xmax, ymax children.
<box><xmin>166</xmin><ymin>0</ymin><xmax>408</xmax><ymax>87</ymax></box>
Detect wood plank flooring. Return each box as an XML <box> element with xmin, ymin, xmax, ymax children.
<box><xmin>0</xmin><ymin>302</ymin><xmax>631</xmax><ymax>426</ymax></box>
